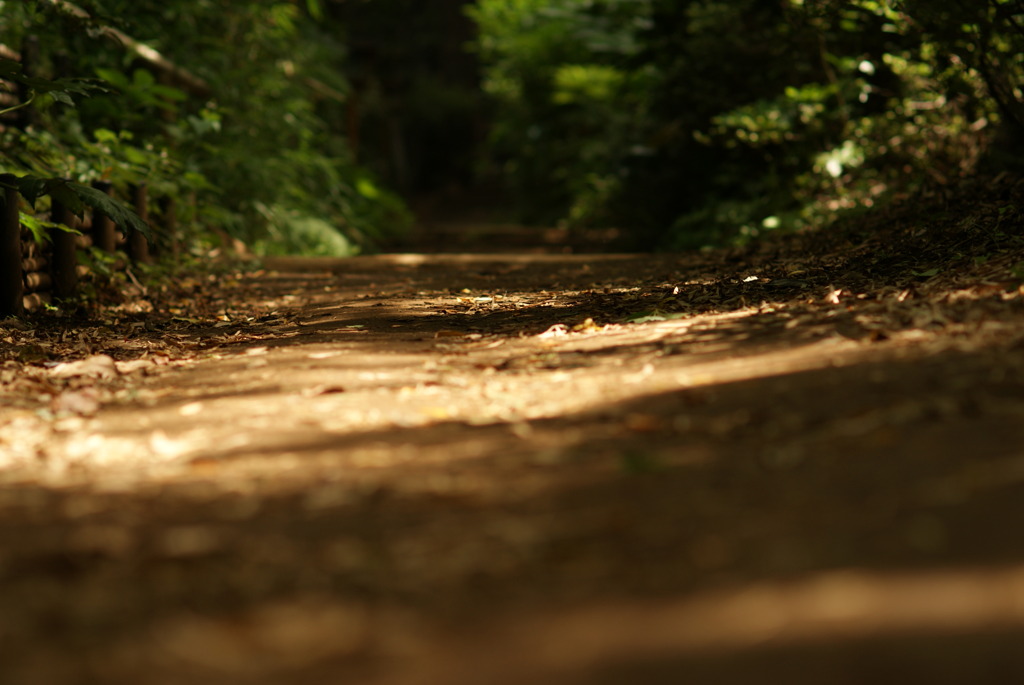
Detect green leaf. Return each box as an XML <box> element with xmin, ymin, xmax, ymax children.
<box><xmin>95</xmin><ymin>68</ymin><xmax>130</xmax><ymax>90</ymax></box>
<box><xmin>45</xmin><ymin>178</ymin><xmax>87</xmax><ymax>215</ymax></box>
<box><xmin>132</xmin><ymin>69</ymin><xmax>156</xmax><ymax>88</ymax></box>
<box><xmin>93</xmin><ymin>128</ymin><xmax>119</xmax><ymax>143</ymax></box>
<box><xmin>150</xmin><ymin>84</ymin><xmax>188</xmax><ymax>102</ymax></box>
<box><xmin>19</xmin><ymin>75</ymin><xmax>102</xmax><ymax>95</ymax></box>
<box><xmin>49</xmin><ymin>91</ymin><xmax>75</xmax><ymax>107</ymax></box>
<box><xmin>12</xmin><ymin>176</ymin><xmax>48</xmax><ymax>208</ymax></box>
<box><xmin>4</xmin><ymin>174</ymin><xmax>150</xmax><ymax>240</ymax></box>
<box><xmin>70</xmin><ymin>183</ymin><xmax>152</xmax><ymax>240</ymax></box>
<box><xmin>19</xmin><ymin>213</ymin><xmax>52</xmax><ymax>244</ymax></box>
<box><xmin>0</xmin><ymin>57</ymin><xmax>22</xmax><ymax>79</ymax></box>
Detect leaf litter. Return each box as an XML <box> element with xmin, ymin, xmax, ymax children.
<box><xmin>0</xmin><ymin>176</ymin><xmax>1023</xmax><ymax>683</ymax></box>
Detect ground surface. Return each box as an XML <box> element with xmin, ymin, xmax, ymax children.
<box><xmin>2</xmin><ymin>179</ymin><xmax>1024</xmax><ymax>684</ymax></box>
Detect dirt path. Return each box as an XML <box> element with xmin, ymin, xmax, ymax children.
<box><xmin>3</xmin><ymin>213</ymin><xmax>1024</xmax><ymax>683</ymax></box>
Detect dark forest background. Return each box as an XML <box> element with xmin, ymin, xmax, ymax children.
<box><xmin>2</xmin><ymin>0</ymin><xmax>1022</xmax><ymax>255</ymax></box>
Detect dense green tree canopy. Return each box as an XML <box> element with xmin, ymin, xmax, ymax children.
<box><xmin>1</xmin><ymin>0</ymin><xmax>1020</xmax><ymax>255</ymax></box>
<box><xmin>471</xmin><ymin>0</ymin><xmax>1021</xmax><ymax>247</ymax></box>
<box><xmin>1</xmin><ymin>0</ymin><xmax>409</xmax><ymax>256</ymax></box>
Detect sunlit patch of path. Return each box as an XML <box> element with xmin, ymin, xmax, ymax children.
<box><xmin>2</xmin><ymin>252</ymin><xmax>1024</xmax><ymax>685</ymax></box>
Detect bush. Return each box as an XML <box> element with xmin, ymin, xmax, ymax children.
<box><xmin>0</xmin><ymin>0</ymin><xmax>410</xmax><ymax>257</ymax></box>
<box><xmin>471</xmin><ymin>0</ymin><xmax>1008</xmax><ymax>248</ymax></box>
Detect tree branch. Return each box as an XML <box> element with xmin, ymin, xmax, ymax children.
<box><xmin>40</xmin><ymin>0</ymin><xmax>211</xmax><ymax>97</ymax></box>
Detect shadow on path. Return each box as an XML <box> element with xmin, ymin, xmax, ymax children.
<box><xmin>2</xmin><ymin>253</ymin><xmax>1024</xmax><ymax>684</ymax></box>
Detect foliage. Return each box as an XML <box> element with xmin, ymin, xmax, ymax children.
<box><xmin>0</xmin><ymin>0</ymin><xmax>410</xmax><ymax>257</ymax></box>
<box><xmin>5</xmin><ymin>0</ymin><xmax>1018</xmax><ymax>257</ymax></box>
<box><xmin>0</xmin><ymin>173</ymin><xmax>150</xmax><ymax>237</ymax></box>
<box><xmin>468</xmin><ymin>0</ymin><xmax>651</xmax><ymax>224</ymax></box>
<box><xmin>0</xmin><ymin>40</ymin><xmax>150</xmax><ymax>238</ymax></box>
<box><xmin>0</xmin><ymin>56</ymin><xmax>109</xmax><ymax>114</ymax></box>
<box><xmin>470</xmin><ymin>0</ymin><xmax>1012</xmax><ymax>247</ymax></box>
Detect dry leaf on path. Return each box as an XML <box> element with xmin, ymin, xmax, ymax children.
<box><xmin>49</xmin><ymin>355</ymin><xmax>120</xmax><ymax>380</ymax></box>
<box><xmin>52</xmin><ymin>389</ymin><xmax>102</xmax><ymax>416</ymax></box>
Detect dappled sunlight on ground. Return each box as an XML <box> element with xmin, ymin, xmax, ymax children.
<box><xmin>1</xmin><ymin>248</ymin><xmax>1024</xmax><ymax>684</ymax></box>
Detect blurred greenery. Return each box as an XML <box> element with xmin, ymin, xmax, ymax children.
<box><xmin>2</xmin><ymin>0</ymin><xmax>1021</xmax><ymax>257</ymax></box>
<box><xmin>0</xmin><ymin>0</ymin><xmax>411</xmax><ymax>257</ymax></box>
<box><xmin>470</xmin><ymin>0</ymin><xmax>1021</xmax><ymax>248</ymax></box>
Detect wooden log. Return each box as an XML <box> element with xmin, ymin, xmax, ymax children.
<box><xmin>160</xmin><ymin>195</ymin><xmax>179</xmax><ymax>260</ymax></box>
<box><xmin>21</xmin><ymin>256</ymin><xmax>47</xmax><ymax>272</ymax></box>
<box><xmin>22</xmin><ymin>292</ymin><xmax>51</xmax><ymax>312</ymax></box>
<box><xmin>49</xmin><ymin>198</ymin><xmax>79</xmax><ymax>298</ymax></box>
<box><xmin>39</xmin><ymin>1</ymin><xmax>210</xmax><ymax>97</ymax></box>
<box><xmin>24</xmin><ymin>271</ymin><xmax>52</xmax><ymax>292</ymax></box>
<box><xmin>128</xmin><ymin>184</ymin><xmax>151</xmax><ymax>263</ymax></box>
<box><xmin>0</xmin><ymin>178</ymin><xmax>24</xmax><ymax>316</ymax></box>
<box><xmin>0</xmin><ymin>45</ymin><xmax>22</xmax><ymax>131</ymax></box>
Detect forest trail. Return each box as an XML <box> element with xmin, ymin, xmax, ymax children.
<box><xmin>3</xmin><ymin>208</ymin><xmax>1024</xmax><ymax>683</ymax></box>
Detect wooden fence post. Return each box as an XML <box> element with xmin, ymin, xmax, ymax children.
<box><xmin>0</xmin><ymin>178</ymin><xmax>23</xmax><ymax>316</ymax></box>
<box><xmin>91</xmin><ymin>180</ymin><xmax>118</xmax><ymax>253</ymax></box>
<box><xmin>16</xmin><ymin>36</ymin><xmax>39</xmax><ymax>130</ymax></box>
<box><xmin>160</xmin><ymin>195</ymin><xmax>179</xmax><ymax>260</ymax></box>
<box><xmin>49</xmin><ymin>197</ymin><xmax>79</xmax><ymax>299</ymax></box>
<box><xmin>129</xmin><ymin>184</ymin><xmax>151</xmax><ymax>263</ymax></box>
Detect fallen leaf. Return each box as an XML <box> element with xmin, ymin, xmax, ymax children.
<box><xmin>50</xmin><ymin>355</ymin><xmax>119</xmax><ymax>380</ymax></box>
<box><xmin>179</xmin><ymin>402</ymin><xmax>204</xmax><ymax>416</ymax></box>
<box><xmin>302</xmin><ymin>385</ymin><xmax>348</xmax><ymax>397</ymax></box>
<box><xmin>572</xmin><ymin>318</ymin><xmax>602</xmax><ymax>333</ymax></box>
<box><xmin>538</xmin><ymin>324</ymin><xmax>569</xmax><ymax>338</ymax></box>
<box><xmin>115</xmin><ymin>359</ymin><xmax>153</xmax><ymax>374</ymax></box>
<box><xmin>52</xmin><ymin>389</ymin><xmax>102</xmax><ymax>416</ymax></box>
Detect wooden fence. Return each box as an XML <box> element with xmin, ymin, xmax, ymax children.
<box><xmin>0</xmin><ymin>178</ymin><xmax>177</xmax><ymax>316</ymax></box>
<box><xmin>0</xmin><ymin>30</ymin><xmax>193</xmax><ymax>318</ymax></box>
